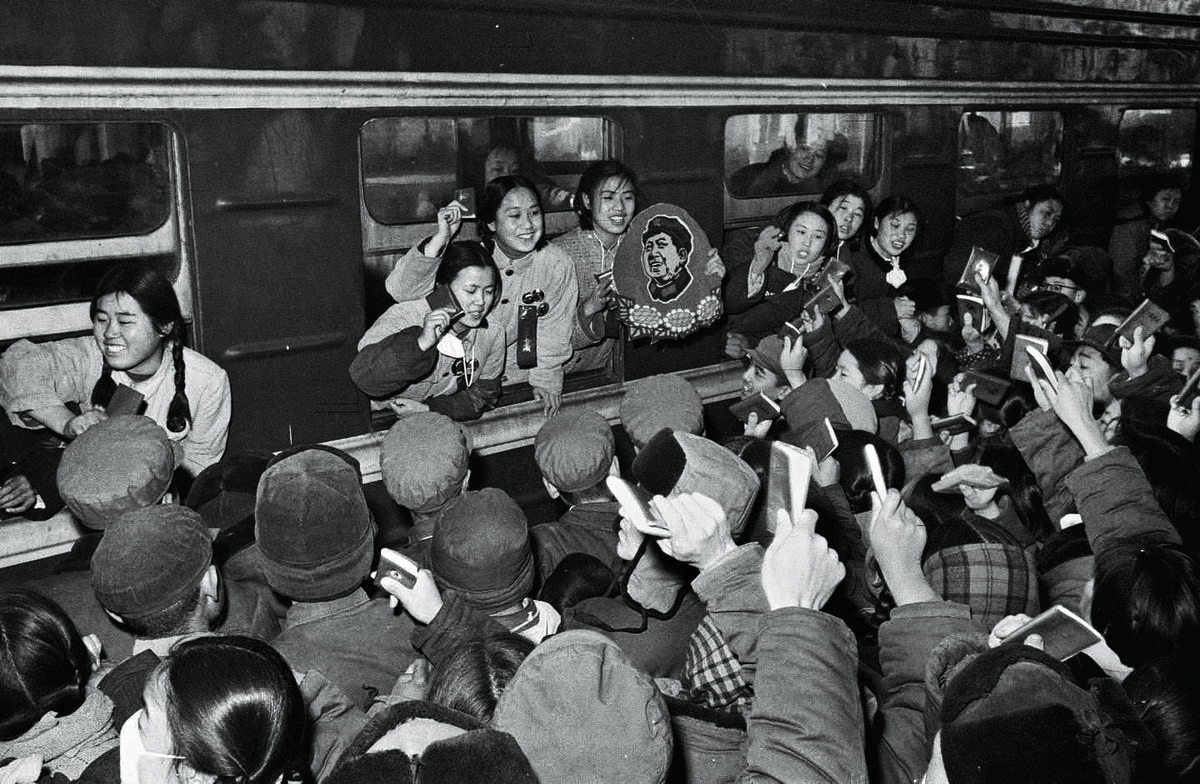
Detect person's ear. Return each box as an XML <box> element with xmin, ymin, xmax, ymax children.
<box><xmin>862</xmin><ymin>382</ymin><xmax>885</xmax><ymax>401</ymax></box>
<box><xmin>542</xmin><ymin>477</ymin><xmax>560</xmax><ymax>500</ymax></box>
<box><xmin>159</xmin><ymin>321</ymin><xmax>175</xmax><ymax>338</ymax></box>
<box><xmin>200</xmin><ymin>564</ymin><xmax>221</xmax><ymax>614</ymax></box>
<box><xmin>581</xmin><ymin>192</ymin><xmax>592</xmax><ymax>212</ymax></box>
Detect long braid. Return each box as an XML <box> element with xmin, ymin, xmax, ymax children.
<box><xmin>166</xmin><ymin>338</ymin><xmax>191</xmax><ymax>433</ymax></box>
<box><xmin>90</xmin><ymin>363</ymin><xmax>116</xmax><ymax>409</ymax></box>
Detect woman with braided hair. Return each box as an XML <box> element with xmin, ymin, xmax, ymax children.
<box><xmin>0</xmin><ymin>262</ymin><xmax>230</xmax><ymax>488</ymax></box>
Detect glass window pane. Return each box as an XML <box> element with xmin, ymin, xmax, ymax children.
<box><xmin>725</xmin><ymin>112</ymin><xmax>879</xmax><ymax>199</ymax></box>
<box><xmin>0</xmin><ymin>122</ymin><xmax>172</xmax><ymax>245</ymax></box>
<box><xmin>361</xmin><ymin>116</ymin><xmax>616</xmax><ymax>225</ymax></box>
<box><xmin>360</xmin><ymin>117</ymin><xmax>458</xmax><ymax>225</ymax></box>
<box><xmin>957</xmin><ymin>110</ymin><xmax>1062</xmax><ymax>198</ymax></box>
<box><xmin>1118</xmin><ymin>108</ymin><xmax>1195</xmax><ymax>179</ymax></box>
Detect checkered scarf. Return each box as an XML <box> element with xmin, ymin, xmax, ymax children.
<box><xmin>923</xmin><ymin>542</ymin><xmax>1040</xmax><ymax>630</ymax></box>
<box><xmin>682</xmin><ymin>615</ymin><xmax>753</xmax><ymax>714</ymax></box>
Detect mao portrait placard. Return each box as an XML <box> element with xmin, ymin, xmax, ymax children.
<box><xmin>612</xmin><ymin>203</ymin><xmax>722</xmax><ymax>341</ymax></box>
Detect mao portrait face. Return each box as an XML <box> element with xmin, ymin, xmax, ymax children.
<box><xmin>641</xmin><ymin>215</ymin><xmax>694</xmax><ymax>302</ymax></box>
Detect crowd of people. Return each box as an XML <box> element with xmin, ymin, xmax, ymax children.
<box><xmin>2</xmin><ymin>161</ymin><xmax>1200</xmax><ymax>783</ymax></box>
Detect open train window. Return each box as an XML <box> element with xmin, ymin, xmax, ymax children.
<box><xmin>1118</xmin><ymin>109</ymin><xmax>1195</xmax><ymax>179</ymax></box>
<box><xmin>0</xmin><ymin>122</ymin><xmax>177</xmax><ymax>316</ymax></box>
<box><xmin>359</xmin><ymin>116</ymin><xmax>617</xmax><ymax>226</ymax></box>
<box><xmin>957</xmin><ymin>110</ymin><xmax>1062</xmax><ymax>199</ymax></box>
<box><xmin>724</xmin><ymin>113</ymin><xmax>880</xmax><ymax>200</ymax></box>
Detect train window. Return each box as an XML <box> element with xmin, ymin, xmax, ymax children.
<box><xmin>1118</xmin><ymin>108</ymin><xmax>1195</xmax><ymax>178</ymax></box>
<box><xmin>724</xmin><ymin>113</ymin><xmax>880</xmax><ymax>199</ymax></box>
<box><xmin>0</xmin><ymin>123</ymin><xmax>172</xmax><ymax>245</ymax></box>
<box><xmin>957</xmin><ymin>110</ymin><xmax>1062</xmax><ymax>198</ymax></box>
<box><xmin>360</xmin><ymin>116</ymin><xmax>615</xmax><ymax>225</ymax></box>
<box><xmin>0</xmin><ymin>122</ymin><xmax>177</xmax><ymax>315</ymax></box>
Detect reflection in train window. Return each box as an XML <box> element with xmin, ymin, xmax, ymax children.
<box><xmin>1118</xmin><ymin>108</ymin><xmax>1195</xmax><ymax>178</ymax></box>
<box><xmin>0</xmin><ymin>123</ymin><xmax>172</xmax><ymax>245</ymax></box>
<box><xmin>0</xmin><ymin>122</ymin><xmax>177</xmax><ymax>314</ymax></box>
<box><xmin>360</xmin><ymin>116</ymin><xmax>618</xmax><ymax>225</ymax></box>
<box><xmin>724</xmin><ymin>113</ymin><xmax>880</xmax><ymax>199</ymax></box>
<box><xmin>957</xmin><ymin>110</ymin><xmax>1062</xmax><ymax>198</ymax></box>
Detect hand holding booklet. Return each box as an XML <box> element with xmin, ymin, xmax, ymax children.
<box><xmin>729</xmin><ymin>392</ymin><xmax>781</xmax><ymax>424</ymax></box>
<box><xmin>765</xmin><ymin>440</ymin><xmax>813</xmax><ymax>523</ymax></box>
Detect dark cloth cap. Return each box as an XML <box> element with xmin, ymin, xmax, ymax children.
<box><xmin>381</xmin><ymin>413</ymin><xmax>470</xmax><ymax>512</ymax></box>
<box><xmin>939</xmin><ymin>644</ymin><xmax>1141</xmax><ymax>784</ymax></box>
<box><xmin>745</xmin><ymin>335</ymin><xmax>785</xmax><ymax>381</ymax></box>
<box><xmin>184</xmin><ymin>452</ymin><xmax>271</xmax><ymax>529</ymax></box>
<box><xmin>91</xmin><ymin>505</ymin><xmax>212</xmax><ymax>619</ymax></box>
<box><xmin>326</xmin><ymin>700</ymin><xmax>537</xmax><ymax>784</ymax></box>
<box><xmin>254</xmin><ymin>445</ymin><xmax>373</xmax><ymax>602</ymax></box>
<box><xmin>619</xmin><ymin>374</ymin><xmax>704</xmax><ymax>448</ymax></box>
<box><xmin>534</xmin><ymin>408</ymin><xmax>615</xmax><ymax>493</ymax></box>
<box><xmin>57</xmin><ymin>415</ymin><xmax>178</xmax><ymax>529</ymax></box>
<box><xmin>1066</xmin><ymin>323</ymin><xmax>1122</xmax><ymax>368</ymax></box>
<box><xmin>429</xmin><ymin>488</ymin><xmax>533</xmax><ymax>614</ymax></box>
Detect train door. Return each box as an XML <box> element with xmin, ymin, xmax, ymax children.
<box><xmin>183</xmin><ymin>110</ymin><xmax>368</xmax><ymax>451</ymax></box>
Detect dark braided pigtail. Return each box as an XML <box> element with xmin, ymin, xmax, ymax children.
<box><xmin>90</xmin><ymin>364</ymin><xmax>117</xmax><ymax>409</ymax></box>
<box><xmin>166</xmin><ymin>338</ymin><xmax>191</xmax><ymax>433</ymax></box>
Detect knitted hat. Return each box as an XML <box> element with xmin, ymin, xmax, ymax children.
<box><xmin>429</xmin><ymin>488</ymin><xmax>533</xmax><ymax>614</ymax></box>
<box><xmin>745</xmin><ymin>335</ymin><xmax>785</xmax><ymax>381</ymax></box>
<box><xmin>936</xmin><ymin>644</ymin><xmax>1148</xmax><ymax>784</ymax></box>
<box><xmin>326</xmin><ymin>700</ymin><xmax>537</xmax><ymax>784</ymax></box>
<box><xmin>381</xmin><ymin>413</ymin><xmax>470</xmax><ymax>512</ymax></box>
<box><xmin>632</xmin><ymin>429</ymin><xmax>760</xmax><ymax>535</ymax></box>
<box><xmin>91</xmin><ymin>505</ymin><xmax>212</xmax><ymax>620</ymax></box>
<box><xmin>619</xmin><ymin>374</ymin><xmax>704</xmax><ymax>449</ymax></box>
<box><xmin>254</xmin><ymin>445</ymin><xmax>374</xmax><ymax>602</ymax></box>
<box><xmin>184</xmin><ymin>452</ymin><xmax>271</xmax><ymax>529</ymax></box>
<box><xmin>534</xmin><ymin>409</ymin><xmax>615</xmax><ymax>493</ymax></box>
<box><xmin>494</xmin><ymin>630</ymin><xmax>673</xmax><ymax>783</ymax></box>
<box><xmin>57</xmin><ymin>415</ymin><xmax>178</xmax><ymax>529</ymax></box>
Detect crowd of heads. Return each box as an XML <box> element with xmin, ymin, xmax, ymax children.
<box><xmin>8</xmin><ymin>158</ymin><xmax>1200</xmax><ymax>784</ymax></box>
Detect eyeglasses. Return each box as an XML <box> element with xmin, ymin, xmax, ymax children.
<box><xmin>1035</xmin><ymin>282</ymin><xmax>1079</xmax><ymax>294</ymax></box>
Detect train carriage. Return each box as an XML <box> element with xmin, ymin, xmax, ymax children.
<box><xmin>2</xmin><ymin>0</ymin><xmax>1199</xmax><ymax>565</ymax></box>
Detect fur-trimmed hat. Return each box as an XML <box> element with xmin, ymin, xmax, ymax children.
<box><xmin>929</xmin><ymin>642</ymin><xmax>1156</xmax><ymax>784</ymax></box>
<box><xmin>619</xmin><ymin>374</ymin><xmax>704</xmax><ymax>449</ymax></box>
<box><xmin>381</xmin><ymin>413</ymin><xmax>470</xmax><ymax>513</ymax></box>
<box><xmin>57</xmin><ymin>415</ymin><xmax>178</xmax><ymax>529</ymax></box>
<box><xmin>326</xmin><ymin>700</ymin><xmax>536</xmax><ymax>783</ymax></box>
<box><xmin>631</xmin><ymin>429</ymin><xmax>760</xmax><ymax>535</ymax></box>
<box><xmin>255</xmin><ymin>445</ymin><xmax>374</xmax><ymax>602</ymax></box>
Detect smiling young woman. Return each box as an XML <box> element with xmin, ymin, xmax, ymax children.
<box><xmin>0</xmin><ymin>262</ymin><xmax>231</xmax><ymax>486</ymax></box>
<box><xmin>382</xmin><ymin>175</ymin><xmax>577</xmax><ymax>417</ymax></box>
